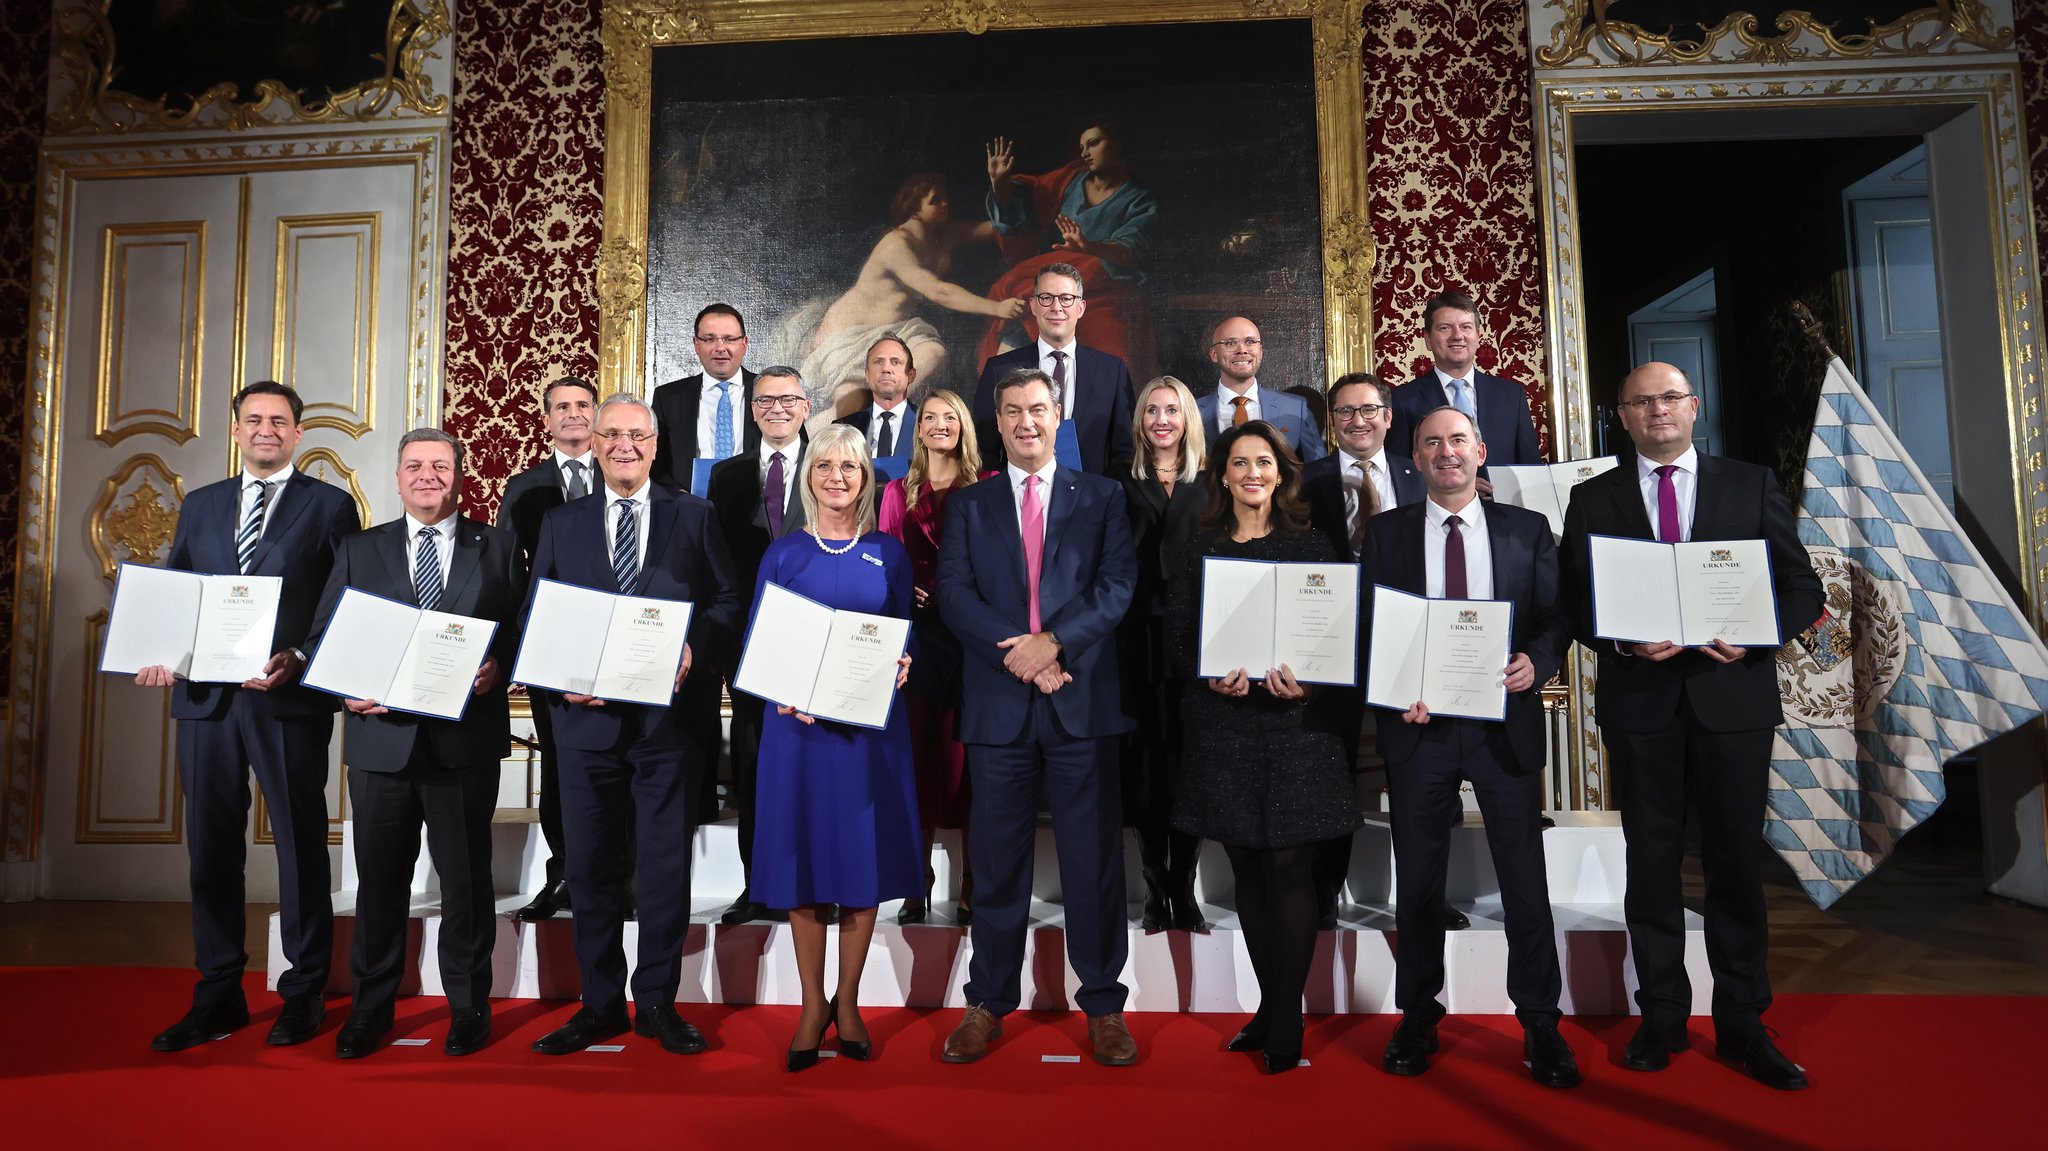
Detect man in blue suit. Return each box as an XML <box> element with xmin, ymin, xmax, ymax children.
<box><xmin>836</xmin><ymin>335</ymin><xmax>916</xmax><ymax>463</ymax></box>
<box><xmin>1389</xmin><ymin>290</ymin><xmax>1542</xmax><ymax>493</ymax></box>
<box><xmin>1196</xmin><ymin>316</ymin><xmax>1326</xmax><ymax>462</ymax></box>
<box><xmin>521</xmin><ymin>393</ymin><xmax>743</xmax><ymax>1057</ymax></box>
<box><xmin>937</xmin><ymin>367</ymin><xmax>1139</xmax><ymax>1067</ymax></box>
<box><xmin>142</xmin><ymin>381</ymin><xmax>361</xmax><ymax>1052</ymax></box>
<box><xmin>973</xmin><ymin>262</ymin><xmax>1136</xmax><ymax>477</ymax></box>
<box><xmin>1364</xmin><ymin>405</ymin><xmax>1580</xmax><ymax>1089</ymax></box>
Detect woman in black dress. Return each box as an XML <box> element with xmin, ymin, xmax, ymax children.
<box><xmin>1119</xmin><ymin>376</ymin><xmax>1208</xmax><ymax>932</ymax></box>
<box><xmin>1164</xmin><ymin>420</ymin><xmax>1362</xmax><ymax>1073</ymax></box>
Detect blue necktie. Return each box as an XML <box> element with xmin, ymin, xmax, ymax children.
<box><xmin>713</xmin><ymin>381</ymin><xmax>735</xmax><ymax>460</ymax></box>
<box><xmin>612</xmin><ymin>500</ymin><xmax>640</xmax><ymax>596</ymax></box>
<box><xmin>1449</xmin><ymin>378</ymin><xmax>1476</xmax><ymax>420</ymax></box>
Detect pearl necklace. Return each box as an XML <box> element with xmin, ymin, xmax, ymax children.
<box><xmin>812</xmin><ymin>528</ymin><xmax>859</xmax><ymax>555</ymax></box>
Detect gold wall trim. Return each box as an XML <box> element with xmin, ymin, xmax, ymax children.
<box><xmin>93</xmin><ymin>222</ymin><xmax>205</xmax><ymax>447</ymax></box>
<box><xmin>49</xmin><ymin>0</ymin><xmax>451</xmax><ymax>135</ymax></box>
<box><xmin>595</xmin><ymin>0</ymin><xmax>1372</xmax><ymax>399</ymax></box>
<box><xmin>76</xmin><ymin>610</ymin><xmax>180</xmax><ymax>845</ymax></box>
<box><xmin>272</xmin><ymin>213</ymin><xmax>383</xmax><ymax>439</ymax></box>
<box><xmin>294</xmin><ymin>447</ymin><xmax>375</xmax><ymax>530</ymax></box>
<box><xmin>1535</xmin><ymin>0</ymin><xmax>2012</xmax><ymax>69</ymax></box>
<box><xmin>86</xmin><ymin>455</ymin><xmax>186</xmax><ymax>581</ymax></box>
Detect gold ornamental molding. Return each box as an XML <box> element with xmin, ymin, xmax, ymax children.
<box><xmin>94</xmin><ymin>221</ymin><xmax>207</xmax><ymax>446</ymax></box>
<box><xmin>595</xmin><ymin>0</ymin><xmax>1373</xmax><ymax>399</ymax></box>
<box><xmin>295</xmin><ymin>448</ymin><xmax>375</xmax><ymax>529</ymax></box>
<box><xmin>1536</xmin><ymin>0</ymin><xmax>2013</xmax><ymax>69</ymax></box>
<box><xmin>49</xmin><ymin>0</ymin><xmax>451</xmax><ymax>134</ymax></box>
<box><xmin>86</xmin><ymin>455</ymin><xmax>186</xmax><ymax>582</ymax></box>
<box><xmin>273</xmin><ymin>212</ymin><xmax>384</xmax><ymax>440</ymax></box>
<box><xmin>76</xmin><ymin>611</ymin><xmax>181</xmax><ymax>845</ymax></box>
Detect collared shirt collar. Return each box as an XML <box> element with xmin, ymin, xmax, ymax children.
<box><xmin>242</xmin><ymin>465</ymin><xmax>295</xmax><ymax>489</ymax></box>
<box><xmin>1636</xmin><ymin>445</ymin><xmax>1699</xmax><ymax>481</ymax></box>
<box><xmin>1425</xmin><ymin>490</ymin><xmax>1481</xmax><ymax>525</ymax></box>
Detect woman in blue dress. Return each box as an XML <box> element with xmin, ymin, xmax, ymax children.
<box><xmin>747</xmin><ymin>422</ymin><xmax>920</xmax><ymax>1070</ymax></box>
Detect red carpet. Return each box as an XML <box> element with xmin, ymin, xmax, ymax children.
<box><xmin>0</xmin><ymin>967</ymin><xmax>2036</xmax><ymax>1150</ymax></box>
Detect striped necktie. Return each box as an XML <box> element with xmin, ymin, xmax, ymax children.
<box><xmin>414</xmin><ymin>526</ymin><xmax>442</xmax><ymax>612</ymax></box>
<box><xmin>237</xmin><ymin>480</ymin><xmax>270</xmax><ymax>574</ymax></box>
<box><xmin>612</xmin><ymin>499</ymin><xmax>640</xmax><ymax>596</ymax></box>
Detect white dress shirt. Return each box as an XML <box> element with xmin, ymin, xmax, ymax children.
<box><xmin>403</xmin><ymin>510</ymin><xmax>457</xmax><ymax>585</ymax></box>
<box><xmin>552</xmin><ymin>449</ymin><xmax>595</xmax><ymax>499</ymax></box>
<box><xmin>1341</xmin><ymin>446</ymin><xmax>1398</xmax><ymax>514</ymax></box>
<box><xmin>1215</xmin><ymin>380</ymin><xmax>1261</xmax><ymax>435</ymax></box>
<box><xmin>1635</xmin><ymin>446</ymin><xmax>1699</xmax><ymax>543</ymax></box>
<box><xmin>1007</xmin><ymin>459</ymin><xmax>1058</xmax><ymax>551</ymax></box>
<box><xmin>1424</xmin><ymin>493</ymin><xmax>1493</xmax><ymax>600</ymax></box>
<box><xmin>1038</xmin><ymin>337</ymin><xmax>1080</xmax><ymax>420</ymax></box>
<box><xmin>694</xmin><ymin>374</ymin><xmax>745</xmax><ymax>460</ymax></box>
<box><xmin>603</xmin><ymin>482</ymin><xmax>653</xmax><ymax>571</ymax></box>
<box><xmin>238</xmin><ymin>465</ymin><xmax>296</xmax><ymax>534</ymax></box>
<box><xmin>867</xmin><ymin>400</ymin><xmax>912</xmax><ymax>455</ymax></box>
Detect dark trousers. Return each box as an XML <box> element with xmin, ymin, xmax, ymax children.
<box><xmin>1388</xmin><ymin>717</ymin><xmax>1560</xmax><ymax>1028</ymax></box>
<box><xmin>964</xmin><ymin>695</ymin><xmax>1128</xmax><ymax>1017</ymax></box>
<box><xmin>1606</xmin><ymin>709</ymin><xmax>1775</xmax><ymax>1035</ymax></box>
<box><xmin>559</xmin><ymin>731</ymin><xmax>700</xmax><ymax>1013</ymax></box>
<box><xmin>1225</xmin><ymin>843</ymin><xmax>1318</xmax><ymax>1057</ymax></box>
<box><xmin>1311</xmin><ymin>834</ymin><xmax>1353</xmax><ymax>922</ymax></box>
<box><xmin>346</xmin><ymin>746</ymin><xmax>497</xmax><ymax>1016</ymax></box>
<box><xmin>177</xmin><ymin>699</ymin><xmax>334</xmax><ymax>1006</ymax></box>
<box><xmin>529</xmin><ymin>694</ymin><xmax>565</xmax><ymax>885</ymax></box>
<box><xmin>728</xmin><ymin>692</ymin><xmax>764</xmax><ymax>891</ymax></box>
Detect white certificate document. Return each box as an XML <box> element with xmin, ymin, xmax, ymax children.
<box><xmin>1589</xmin><ymin>535</ymin><xmax>1780</xmax><ymax>648</ymax></box>
<box><xmin>732</xmin><ymin>582</ymin><xmax>912</xmax><ymax>729</ymax></box>
<box><xmin>1489</xmin><ymin>457</ymin><xmax>1619</xmax><ymax>538</ymax></box>
<box><xmin>1365</xmin><ymin>586</ymin><xmax>1515</xmax><ymax>721</ymax></box>
<box><xmin>300</xmin><ymin>588</ymin><xmax>498</xmax><ymax>721</ymax></box>
<box><xmin>1197</xmin><ymin>557</ymin><xmax>1360</xmax><ymax>686</ymax></box>
<box><xmin>100</xmin><ymin>564</ymin><xmax>282</xmax><ymax>682</ymax></box>
<box><xmin>511</xmin><ymin>579</ymin><xmax>694</xmax><ymax>706</ymax></box>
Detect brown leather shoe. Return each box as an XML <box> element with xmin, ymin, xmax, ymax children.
<box><xmin>1088</xmin><ymin>1012</ymin><xmax>1138</xmax><ymax>1066</ymax></box>
<box><xmin>941</xmin><ymin>1004</ymin><xmax>1002</xmax><ymax>1064</ymax></box>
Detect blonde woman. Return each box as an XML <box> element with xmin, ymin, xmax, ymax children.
<box><xmin>876</xmin><ymin>388</ymin><xmax>981</xmax><ymax>924</ymax></box>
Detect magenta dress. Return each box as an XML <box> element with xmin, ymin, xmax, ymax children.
<box><xmin>878</xmin><ymin>476</ymin><xmax>970</xmax><ymax>829</ymax></box>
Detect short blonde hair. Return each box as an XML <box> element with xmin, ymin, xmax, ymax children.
<box><xmin>797</xmin><ymin>423</ymin><xmax>879</xmax><ymax>537</ymax></box>
<box><xmin>1129</xmin><ymin>375</ymin><xmax>1205</xmax><ymax>483</ymax></box>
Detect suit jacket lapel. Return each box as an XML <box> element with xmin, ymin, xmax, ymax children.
<box><xmin>249</xmin><ymin>471</ymin><xmax>316</xmax><ymax>572</ymax></box>
<box><xmin>639</xmin><ymin>487</ymin><xmax>677</xmax><ymax>589</ymax></box>
<box><xmin>1484</xmin><ymin>502</ymin><xmax>1519</xmax><ymax>597</ymax></box>
<box><xmin>1691</xmin><ymin>454</ymin><xmax>1728</xmax><ymax>540</ymax></box>
<box><xmin>443</xmin><ymin>516</ymin><xmax>485</xmax><ymax>609</ymax></box>
<box><xmin>1041</xmin><ymin>467</ymin><xmax>1081</xmax><ymax>581</ymax></box>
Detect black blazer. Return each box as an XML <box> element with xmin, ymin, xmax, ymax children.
<box><xmin>1303</xmin><ymin>451</ymin><xmax>1426</xmax><ymax>562</ymax></box>
<box><xmin>650</xmin><ymin>369</ymin><xmax>760</xmax><ymax>492</ymax></box>
<box><xmin>1560</xmin><ymin>454</ymin><xmax>1823</xmax><ymax>734</ymax></box>
<box><xmin>306</xmin><ymin>515</ymin><xmax>526</xmax><ymax>771</ymax></box>
<box><xmin>164</xmin><ymin>470</ymin><xmax>362</xmax><ymax>720</ymax></box>
<box><xmin>496</xmin><ymin>456</ymin><xmax>580</xmax><ymax>576</ymax></box>
<box><xmin>836</xmin><ymin>404</ymin><xmax>916</xmax><ymax>461</ymax></box>
<box><xmin>1390</xmin><ymin>370</ymin><xmax>1542</xmax><ymax>467</ymax></box>
<box><xmin>1362</xmin><ymin>499</ymin><xmax>1573</xmax><ymax>773</ymax></box>
<box><xmin>706</xmin><ymin>440</ymin><xmax>808</xmax><ymax>602</ymax></box>
<box><xmin>973</xmin><ymin>344</ymin><xmax>1137</xmax><ymax>477</ymax></box>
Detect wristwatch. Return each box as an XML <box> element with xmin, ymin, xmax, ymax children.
<box><xmin>1044</xmin><ymin>631</ymin><xmax>1062</xmax><ymax>649</ymax></box>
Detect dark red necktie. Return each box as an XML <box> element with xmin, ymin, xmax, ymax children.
<box><xmin>1444</xmin><ymin>515</ymin><xmax>1466</xmax><ymax>599</ymax></box>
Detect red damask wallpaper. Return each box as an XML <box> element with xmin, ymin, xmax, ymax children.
<box><xmin>1362</xmin><ymin>0</ymin><xmax>1549</xmax><ymax>458</ymax></box>
<box><xmin>0</xmin><ymin>9</ymin><xmax>52</xmax><ymax>699</ymax></box>
<box><xmin>443</xmin><ymin>0</ymin><xmax>606</xmax><ymax>517</ymax></box>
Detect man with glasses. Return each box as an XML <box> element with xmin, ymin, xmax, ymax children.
<box><xmin>1195</xmin><ymin>316</ymin><xmax>1326</xmax><ymax>461</ymax></box>
<box><xmin>972</xmin><ymin>262</ymin><xmax>1136</xmax><ymax>477</ymax></box>
<box><xmin>1560</xmin><ymin>362</ymin><xmax>1822</xmax><ymax>1090</ymax></box>
<box><xmin>1390</xmin><ymin>290</ymin><xmax>1542</xmax><ymax>493</ymax></box>
<box><xmin>652</xmin><ymin>303</ymin><xmax>760</xmax><ymax>493</ymax></box>
<box><xmin>837</xmin><ymin>336</ymin><xmax>917</xmax><ymax>464</ymax></box>
<box><xmin>707</xmin><ymin>367</ymin><xmax>810</xmax><ymax>925</ymax></box>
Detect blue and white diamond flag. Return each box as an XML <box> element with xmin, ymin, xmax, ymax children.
<box><xmin>1772</xmin><ymin>357</ymin><xmax>2048</xmax><ymax>907</ymax></box>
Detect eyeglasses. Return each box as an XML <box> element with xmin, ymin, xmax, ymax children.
<box><xmin>1031</xmin><ymin>293</ymin><xmax>1081</xmax><ymax>308</ymax></box>
<box><xmin>1331</xmin><ymin>403</ymin><xmax>1387</xmax><ymax>420</ymax></box>
<box><xmin>1618</xmin><ymin>391</ymin><xmax>1694</xmax><ymax>412</ymax></box>
<box><xmin>751</xmin><ymin>395</ymin><xmax>805</xmax><ymax>410</ymax></box>
<box><xmin>1212</xmin><ymin>338</ymin><xmax>1262</xmax><ymax>350</ymax></box>
<box><xmin>593</xmin><ymin>430</ymin><xmax>656</xmax><ymax>443</ymax></box>
<box><xmin>694</xmin><ymin>333</ymin><xmax>746</xmax><ymax>346</ymax></box>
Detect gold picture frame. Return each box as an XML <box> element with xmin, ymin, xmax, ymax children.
<box><xmin>1535</xmin><ymin>0</ymin><xmax>2012</xmax><ymax>68</ymax></box>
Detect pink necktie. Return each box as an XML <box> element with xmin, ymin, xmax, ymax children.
<box><xmin>1656</xmin><ymin>464</ymin><xmax>1681</xmax><ymax>543</ymax></box>
<box><xmin>1022</xmin><ymin>475</ymin><xmax>1045</xmax><ymax>633</ymax></box>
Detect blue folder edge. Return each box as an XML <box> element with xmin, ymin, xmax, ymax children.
<box><xmin>301</xmin><ymin>585</ymin><xmax>498</xmax><ymax>723</ymax></box>
<box><xmin>1196</xmin><ymin>556</ymin><xmax>1362</xmax><ymax>688</ymax></box>
<box><xmin>732</xmin><ymin>576</ymin><xmax>909</xmax><ymax>732</ymax></box>
<box><xmin>510</xmin><ymin>577</ymin><xmax>696</xmax><ymax>705</ymax></box>
<box><xmin>1587</xmin><ymin>534</ymin><xmax>1780</xmax><ymax>648</ymax></box>
<box><xmin>1366</xmin><ymin>586</ymin><xmax>1517</xmax><ymax>723</ymax></box>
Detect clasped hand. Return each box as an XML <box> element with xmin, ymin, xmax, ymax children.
<box><xmin>999</xmin><ymin>632</ymin><xmax>1069</xmax><ymax>695</ymax></box>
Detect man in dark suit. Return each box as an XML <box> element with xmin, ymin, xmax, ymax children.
<box><xmin>651</xmin><ymin>302</ymin><xmax>760</xmax><ymax>493</ymax></box>
<box><xmin>522</xmin><ymin>393</ymin><xmax>743</xmax><ymax>1056</ymax></box>
<box><xmin>1560</xmin><ymin>362</ymin><xmax>1823</xmax><ymax>1090</ymax></box>
<box><xmin>836</xmin><ymin>336</ymin><xmax>915</xmax><ymax>463</ymax></box>
<box><xmin>707</xmin><ymin>365</ymin><xmax>809</xmax><ymax>925</ymax></box>
<box><xmin>1194</xmin><ymin>316</ymin><xmax>1327</xmax><ymax>463</ymax></box>
<box><xmin>497</xmin><ymin>375</ymin><xmax>598</xmax><ymax>922</ymax></box>
<box><xmin>1389</xmin><ymin>290</ymin><xmax>1543</xmax><ymax>494</ymax></box>
<box><xmin>141</xmin><ymin>381</ymin><xmax>362</xmax><ymax>1052</ymax></box>
<box><xmin>937</xmin><ymin>367</ymin><xmax>1139</xmax><ymax>1067</ymax></box>
<box><xmin>973</xmin><ymin>262</ymin><xmax>1136</xmax><ymax>477</ymax></box>
<box><xmin>306</xmin><ymin>428</ymin><xmax>525</xmax><ymax>1059</ymax></box>
<box><xmin>1365</xmin><ymin>405</ymin><xmax>1580</xmax><ymax>1089</ymax></box>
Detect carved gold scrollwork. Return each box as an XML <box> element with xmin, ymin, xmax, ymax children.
<box><xmin>919</xmin><ymin>0</ymin><xmax>1034</xmax><ymax>34</ymax></box>
<box><xmin>87</xmin><ymin>455</ymin><xmax>187</xmax><ymax>581</ymax></box>
<box><xmin>1536</xmin><ymin>0</ymin><xmax>2012</xmax><ymax>68</ymax></box>
<box><xmin>294</xmin><ymin>448</ymin><xmax>374</xmax><ymax>528</ymax></box>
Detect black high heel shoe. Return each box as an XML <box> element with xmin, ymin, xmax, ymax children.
<box><xmin>1225</xmin><ymin>1011</ymin><xmax>1269</xmax><ymax>1053</ymax></box>
<box><xmin>827</xmin><ymin>996</ymin><xmax>872</xmax><ymax>1061</ymax></box>
<box><xmin>787</xmin><ymin>1005</ymin><xmax>828</xmax><ymax>1072</ymax></box>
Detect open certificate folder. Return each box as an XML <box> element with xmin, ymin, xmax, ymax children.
<box><xmin>300</xmin><ymin>588</ymin><xmax>498</xmax><ymax>721</ymax></box>
<box><xmin>1365</xmin><ymin>587</ymin><xmax>1515</xmax><ymax>721</ymax></box>
<box><xmin>1588</xmin><ymin>535</ymin><xmax>1781</xmax><ymax>648</ymax></box>
<box><xmin>511</xmin><ymin>579</ymin><xmax>694</xmax><ymax>706</ymax></box>
<box><xmin>99</xmin><ymin>564</ymin><xmax>283</xmax><ymax>682</ymax></box>
<box><xmin>1196</xmin><ymin>557</ymin><xmax>1360</xmax><ymax>686</ymax></box>
<box><xmin>732</xmin><ymin>582</ymin><xmax>911</xmax><ymax>730</ymax></box>
<box><xmin>1489</xmin><ymin>457</ymin><xmax>1619</xmax><ymax>537</ymax></box>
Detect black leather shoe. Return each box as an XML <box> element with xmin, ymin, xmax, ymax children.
<box><xmin>1317</xmin><ymin>910</ymin><xmax>1338</xmax><ymax>931</ymax></box>
<box><xmin>334</xmin><ymin>1010</ymin><xmax>392</xmax><ymax>1060</ymax></box>
<box><xmin>720</xmin><ymin>893</ymin><xmax>763</xmax><ymax>925</ymax></box>
<box><xmin>515</xmin><ymin>878</ymin><xmax>571</xmax><ymax>922</ymax></box>
<box><xmin>897</xmin><ymin>898</ymin><xmax>927</xmax><ymax>925</ymax></box>
<box><xmin>531</xmin><ymin>1006</ymin><xmax>629</xmax><ymax>1055</ymax></box>
<box><xmin>635</xmin><ymin>1004</ymin><xmax>708</xmax><ymax>1055</ymax></box>
<box><xmin>1171</xmin><ymin>891</ymin><xmax>1211</xmax><ymax>933</ymax></box>
<box><xmin>151</xmin><ymin>1000</ymin><xmax>249</xmax><ymax>1052</ymax></box>
<box><xmin>954</xmin><ymin>901</ymin><xmax>973</xmax><ymax>925</ymax></box>
<box><xmin>1225</xmin><ymin>1011</ymin><xmax>1269</xmax><ymax>1053</ymax></box>
<box><xmin>1263</xmin><ymin>1050</ymin><xmax>1301</xmax><ymax>1073</ymax></box>
<box><xmin>444</xmin><ymin>1008</ymin><xmax>491</xmax><ymax>1056</ymax></box>
<box><xmin>786</xmin><ymin>1043</ymin><xmax>821</xmax><ymax>1072</ymax></box>
<box><xmin>1443</xmin><ymin>903</ymin><xmax>1471</xmax><ymax>931</ymax></box>
<box><xmin>1140</xmin><ymin>890</ymin><xmax>1171</xmax><ymax>932</ymax></box>
<box><xmin>1382</xmin><ymin>1016</ymin><xmax>1438</xmax><ymax>1076</ymax></box>
<box><xmin>266</xmin><ymin>993</ymin><xmax>326</xmax><ymax>1046</ymax></box>
<box><xmin>1623</xmin><ymin>1019</ymin><xmax>1688</xmax><ymax>1071</ymax></box>
<box><xmin>1715</xmin><ymin>1030</ymin><xmax>1809</xmax><ymax>1090</ymax></box>
<box><xmin>1525</xmin><ymin>1024</ymin><xmax>1582</xmax><ymax>1088</ymax></box>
